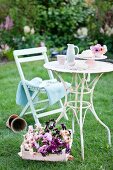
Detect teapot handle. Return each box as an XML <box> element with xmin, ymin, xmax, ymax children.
<box><xmin>74</xmin><ymin>46</ymin><xmax>79</xmax><ymax>55</ymax></box>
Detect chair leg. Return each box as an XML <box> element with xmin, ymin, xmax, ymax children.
<box><xmin>28</xmin><ymin>98</ymin><xmax>41</xmax><ymax>126</ymax></box>
<box><xmin>19</xmin><ymin>102</ymin><xmax>30</xmax><ymax>117</ymax></box>
<box><xmin>21</xmin><ymin>88</ymin><xmax>41</xmax><ymax>126</ymax></box>
<box><xmin>19</xmin><ymin>91</ymin><xmax>38</xmax><ymax>118</ymax></box>
<box><xmin>59</xmin><ymin>99</ymin><xmax>68</xmax><ymax>120</ymax></box>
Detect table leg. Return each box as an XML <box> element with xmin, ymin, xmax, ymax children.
<box><xmin>90</xmin><ymin>74</ymin><xmax>111</xmax><ymax>146</ymax></box>
<box><xmin>79</xmin><ymin>76</ymin><xmax>85</xmax><ymax>160</ymax></box>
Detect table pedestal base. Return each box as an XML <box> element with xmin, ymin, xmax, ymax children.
<box><xmin>56</xmin><ymin>73</ymin><xmax>111</xmax><ymax>160</ymax></box>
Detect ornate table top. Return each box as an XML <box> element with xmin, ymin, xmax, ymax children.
<box><xmin>44</xmin><ymin>60</ymin><xmax>113</xmax><ymax>74</ymax></box>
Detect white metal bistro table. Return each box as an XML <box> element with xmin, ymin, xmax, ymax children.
<box><xmin>44</xmin><ymin>60</ymin><xmax>113</xmax><ymax>160</ymax></box>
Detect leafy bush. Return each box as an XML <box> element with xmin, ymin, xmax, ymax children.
<box><xmin>9</xmin><ymin>0</ymin><xmax>93</xmax><ymax>47</ymax></box>
<box><xmin>0</xmin><ymin>0</ymin><xmax>113</xmax><ymax>61</ymax></box>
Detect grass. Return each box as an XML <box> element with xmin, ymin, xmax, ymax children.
<box><xmin>0</xmin><ymin>61</ymin><xmax>113</xmax><ymax>170</ymax></box>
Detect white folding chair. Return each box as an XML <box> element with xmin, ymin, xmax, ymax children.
<box><xmin>14</xmin><ymin>47</ymin><xmax>68</xmax><ymax>126</ymax></box>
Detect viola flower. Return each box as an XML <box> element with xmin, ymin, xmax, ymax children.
<box><xmin>34</xmin><ymin>133</ymin><xmax>43</xmax><ymax>140</ymax></box>
<box><xmin>54</xmin><ymin>138</ymin><xmax>63</xmax><ymax>146</ymax></box>
<box><xmin>27</xmin><ymin>135</ymin><xmax>35</xmax><ymax>144</ymax></box>
<box><xmin>60</xmin><ymin>130</ymin><xmax>70</xmax><ymax>137</ymax></box>
<box><xmin>45</xmin><ymin>128</ymin><xmax>50</xmax><ymax>133</ymax></box>
<box><xmin>54</xmin><ymin>128</ymin><xmax>60</xmax><ymax>135</ymax></box>
<box><xmin>45</xmin><ymin>119</ymin><xmax>56</xmax><ymax>130</ymax></box>
<box><xmin>46</xmin><ymin>143</ymin><xmax>57</xmax><ymax>153</ymax></box>
<box><xmin>49</xmin><ymin>125</ymin><xmax>54</xmax><ymax>129</ymax></box>
<box><xmin>32</xmin><ymin>141</ymin><xmax>39</xmax><ymax>150</ymax></box>
<box><xmin>65</xmin><ymin>144</ymin><xmax>71</xmax><ymax>154</ymax></box>
<box><xmin>28</xmin><ymin>125</ymin><xmax>34</xmax><ymax>133</ymax></box>
<box><xmin>63</xmin><ymin>136</ymin><xmax>71</xmax><ymax>143</ymax></box>
<box><xmin>50</xmin><ymin>119</ymin><xmax>55</xmax><ymax>122</ymax></box>
<box><xmin>61</xmin><ymin>123</ymin><xmax>66</xmax><ymax>130</ymax></box>
<box><xmin>35</xmin><ymin>125</ymin><xmax>44</xmax><ymax>133</ymax></box>
<box><xmin>43</xmin><ymin>132</ymin><xmax>52</xmax><ymax>142</ymax></box>
<box><xmin>38</xmin><ymin>145</ymin><xmax>48</xmax><ymax>156</ymax></box>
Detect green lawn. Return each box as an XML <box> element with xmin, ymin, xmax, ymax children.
<box><xmin>0</xmin><ymin>61</ymin><xmax>113</xmax><ymax>170</ymax></box>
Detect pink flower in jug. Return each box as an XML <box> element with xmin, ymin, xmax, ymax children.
<box><xmin>90</xmin><ymin>44</ymin><xmax>107</xmax><ymax>56</ymax></box>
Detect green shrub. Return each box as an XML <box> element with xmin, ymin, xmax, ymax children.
<box><xmin>0</xmin><ymin>0</ymin><xmax>113</xmax><ymax>60</ymax></box>
<box><xmin>9</xmin><ymin>0</ymin><xmax>93</xmax><ymax>47</ymax></box>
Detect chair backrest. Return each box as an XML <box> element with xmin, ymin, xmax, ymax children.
<box><xmin>13</xmin><ymin>47</ymin><xmax>54</xmax><ymax>82</ymax></box>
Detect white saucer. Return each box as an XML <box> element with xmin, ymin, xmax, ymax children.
<box><xmin>78</xmin><ymin>54</ymin><xmax>107</xmax><ymax>60</ymax></box>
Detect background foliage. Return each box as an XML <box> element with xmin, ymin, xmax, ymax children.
<box><xmin>0</xmin><ymin>0</ymin><xmax>113</xmax><ymax>60</ymax></box>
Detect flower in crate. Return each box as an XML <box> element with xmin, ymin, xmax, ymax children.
<box><xmin>23</xmin><ymin>119</ymin><xmax>72</xmax><ymax>157</ymax></box>
<box><xmin>90</xmin><ymin>44</ymin><xmax>107</xmax><ymax>57</ymax></box>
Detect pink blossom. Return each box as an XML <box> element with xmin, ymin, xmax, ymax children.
<box><xmin>43</xmin><ymin>132</ymin><xmax>52</xmax><ymax>142</ymax></box>
<box><xmin>34</xmin><ymin>133</ymin><xmax>43</xmax><ymax>140</ymax></box>
<box><xmin>90</xmin><ymin>44</ymin><xmax>101</xmax><ymax>53</ymax></box>
<box><xmin>1</xmin><ymin>44</ymin><xmax>10</xmax><ymax>51</ymax></box>
<box><xmin>38</xmin><ymin>145</ymin><xmax>48</xmax><ymax>153</ymax></box>
<box><xmin>90</xmin><ymin>44</ymin><xmax>107</xmax><ymax>55</ymax></box>
<box><xmin>25</xmin><ymin>133</ymin><xmax>34</xmax><ymax>143</ymax></box>
<box><xmin>28</xmin><ymin>125</ymin><xmax>34</xmax><ymax>133</ymax></box>
<box><xmin>4</xmin><ymin>16</ymin><xmax>13</xmax><ymax>30</ymax></box>
<box><xmin>33</xmin><ymin>141</ymin><xmax>39</xmax><ymax>149</ymax></box>
<box><xmin>101</xmin><ymin>45</ymin><xmax>107</xmax><ymax>54</ymax></box>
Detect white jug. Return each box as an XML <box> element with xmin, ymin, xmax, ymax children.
<box><xmin>66</xmin><ymin>44</ymin><xmax>79</xmax><ymax>65</ymax></box>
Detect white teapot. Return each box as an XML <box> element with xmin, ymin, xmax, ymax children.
<box><xmin>66</xmin><ymin>44</ymin><xmax>79</xmax><ymax>66</ymax></box>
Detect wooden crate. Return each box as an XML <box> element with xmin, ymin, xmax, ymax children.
<box><xmin>18</xmin><ymin>139</ymin><xmax>72</xmax><ymax>162</ymax></box>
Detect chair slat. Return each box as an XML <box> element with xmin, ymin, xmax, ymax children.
<box><xmin>18</xmin><ymin>55</ymin><xmax>45</xmax><ymax>63</ymax></box>
<box><xmin>13</xmin><ymin>47</ymin><xmax>47</xmax><ymax>56</ymax></box>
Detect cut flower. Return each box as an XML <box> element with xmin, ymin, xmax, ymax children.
<box><xmin>90</xmin><ymin>44</ymin><xmax>107</xmax><ymax>56</ymax></box>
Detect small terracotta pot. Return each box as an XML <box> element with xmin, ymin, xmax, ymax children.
<box><xmin>6</xmin><ymin>114</ymin><xmax>18</xmax><ymax>128</ymax></box>
<box><xmin>6</xmin><ymin>114</ymin><xmax>27</xmax><ymax>133</ymax></box>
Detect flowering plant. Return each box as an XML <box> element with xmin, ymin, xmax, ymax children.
<box><xmin>23</xmin><ymin>119</ymin><xmax>72</xmax><ymax>157</ymax></box>
<box><xmin>90</xmin><ymin>44</ymin><xmax>107</xmax><ymax>57</ymax></box>
<box><xmin>0</xmin><ymin>16</ymin><xmax>13</xmax><ymax>30</ymax></box>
